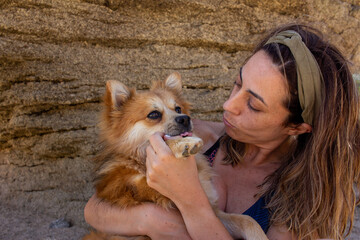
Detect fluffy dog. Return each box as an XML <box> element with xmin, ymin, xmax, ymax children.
<box><xmin>83</xmin><ymin>73</ymin><xmax>268</xmax><ymax>240</ymax></box>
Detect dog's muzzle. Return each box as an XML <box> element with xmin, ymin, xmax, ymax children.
<box><xmin>175</xmin><ymin>115</ymin><xmax>190</xmax><ymax>128</ymax></box>
<box><xmin>166</xmin><ymin>115</ymin><xmax>192</xmax><ymax>136</ymax></box>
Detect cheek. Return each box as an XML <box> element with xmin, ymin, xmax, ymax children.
<box><xmin>258</xmin><ymin>114</ymin><xmax>289</xmax><ymax>136</ymax></box>
<box><xmin>232</xmin><ymin>110</ymin><xmax>259</xmax><ymax>128</ymax></box>
<box><xmin>125</xmin><ymin>122</ymin><xmax>164</xmax><ymax>145</ymax></box>
<box><xmin>235</xmin><ymin>113</ymin><xmax>284</xmax><ymax>132</ymax></box>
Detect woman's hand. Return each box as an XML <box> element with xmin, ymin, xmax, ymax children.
<box><xmin>145</xmin><ymin>132</ymin><xmax>204</xmax><ymax>207</ymax></box>
<box><xmin>145</xmin><ymin>132</ymin><xmax>233</xmax><ymax>240</ymax></box>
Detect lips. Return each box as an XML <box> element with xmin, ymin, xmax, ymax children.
<box><xmin>223</xmin><ymin>115</ymin><xmax>235</xmax><ymax>128</ymax></box>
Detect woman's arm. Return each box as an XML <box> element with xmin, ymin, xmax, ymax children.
<box><xmin>84</xmin><ymin>194</ymin><xmax>191</xmax><ymax>239</ymax></box>
<box><xmin>174</xmin><ymin>191</ymin><xmax>233</xmax><ymax>240</ymax></box>
<box><xmin>146</xmin><ymin>132</ymin><xmax>232</xmax><ymax>240</ymax></box>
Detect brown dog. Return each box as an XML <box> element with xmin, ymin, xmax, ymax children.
<box><xmin>83</xmin><ymin>73</ymin><xmax>268</xmax><ymax>240</ymax></box>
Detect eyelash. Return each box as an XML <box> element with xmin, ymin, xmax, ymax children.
<box><xmin>247</xmin><ymin>101</ymin><xmax>260</xmax><ymax>112</ymax></box>
<box><xmin>233</xmin><ymin>81</ymin><xmax>241</xmax><ymax>88</ymax></box>
<box><xmin>147</xmin><ymin>110</ymin><xmax>162</xmax><ymax>119</ymax></box>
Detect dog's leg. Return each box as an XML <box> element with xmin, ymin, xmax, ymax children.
<box><xmin>166</xmin><ymin>136</ymin><xmax>203</xmax><ymax>158</ymax></box>
<box><xmin>215</xmin><ymin>209</ymin><xmax>269</xmax><ymax>240</ymax></box>
<box><xmin>83</xmin><ymin>231</ymin><xmax>151</xmax><ymax>240</ymax></box>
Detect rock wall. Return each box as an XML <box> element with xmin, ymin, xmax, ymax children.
<box><xmin>0</xmin><ymin>0</ymin><xmax>359</xmax><ymax>237</ymax></box>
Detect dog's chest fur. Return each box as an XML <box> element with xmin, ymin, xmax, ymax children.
<box><xmin>94</xmin><ymin>147</ymin><xmax>174</xmax><ymax>209</ymax></box>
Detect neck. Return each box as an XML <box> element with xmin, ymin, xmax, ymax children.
<box><xmin>242</xmin><ymin>136</ymin><xmax>293</xmax><ymax>167</ymax></box>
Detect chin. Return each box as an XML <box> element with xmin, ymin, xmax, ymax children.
<box><xmin>225</xmin><ymin>126</ymin><xmax>239</xmax><ymax>139</ymax></box>
<box><xmin>225</xmin><ymin>127</ymin><xmax>248</xmax><ymax>143</ymax></box>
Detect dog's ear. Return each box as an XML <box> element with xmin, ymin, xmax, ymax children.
<box><xmin>164</xmin><ymin>72</ymin><xmax>182</xmax><ymax>94</ymax></box>
<box><xmin>105</xmin><ymin>80</ymin><xmax>132</xmax><ymax>110</ymax></box>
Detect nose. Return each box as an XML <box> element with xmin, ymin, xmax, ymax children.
<box><xmin>223</xmin><ymin>91</ymin><xmax>244</xmax><ymax>115</ymax></box>
<box><xmin>175</xmin><ymin>115</ymin><xmax>191</xmax><ymax>128</ymax></box>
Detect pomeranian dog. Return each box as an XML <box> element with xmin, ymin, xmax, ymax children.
<box><xmin>83</xmin><ymin>73</ymin><xmax>268</xmax><ymax>240</ymax></box>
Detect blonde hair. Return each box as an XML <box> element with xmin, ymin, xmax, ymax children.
<box><xmin>222</xmin><ymin>24</ymin><xmax>360</xmax><ymax>239</ymax></box>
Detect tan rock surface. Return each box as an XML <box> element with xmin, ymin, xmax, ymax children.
<box><xmin>0</xmin><ymin>0</ymin><xmax>359</xmax><ymax>239</ymax></box>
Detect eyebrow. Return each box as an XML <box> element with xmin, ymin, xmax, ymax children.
<box><xmin>240</xmin><ymin>67</ymin><xmax>268</xmax><ymax>107</ymax></box>
<box><xmin>247</xmin><ymin>90</ymin><xmax>267</xmax><ymax>107</ymax></box>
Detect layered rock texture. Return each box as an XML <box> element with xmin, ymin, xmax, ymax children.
<box><xmin>0</xmin><ymin>0</ymin><xmax>359</xmax><ymax>239</ymax></box>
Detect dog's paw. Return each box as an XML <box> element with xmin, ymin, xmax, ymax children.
<box><xmin>182</xmin><ymin>144</ymin><xmax>191</xmax><ymax>157</ymax></box>
<box><xmin>182</xmin><ymin>139</ymin><xmax>203</xmax><ymax>157</ymax></box>
<box><xmin>166</xmin><ymin>137</ymin><xmax>203</xmax><ymax>158</ymax></box>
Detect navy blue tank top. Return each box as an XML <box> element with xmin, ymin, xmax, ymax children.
<box><xmin>203</xmin><ymin>139</ymin><xmax>270</xmax><ymax>233</ymax></box>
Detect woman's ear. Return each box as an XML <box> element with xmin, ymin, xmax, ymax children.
<box><xmin>287</xmin><ymin>123</ymin><xmax>312</xmax><ymax>136</ymax></box>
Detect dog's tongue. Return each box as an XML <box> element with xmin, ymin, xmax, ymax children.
<box><xmin>180</xmin><ymin>132</ymin><xmax>192</xmax><ymax>137</ymax></box>
<box><xmin>164</xmin><ymin>132</ymin><xmax>192</xmax><ymax>140</ymax></box>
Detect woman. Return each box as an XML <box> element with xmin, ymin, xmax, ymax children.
<box><xmin>84</xmin><ymin>24</ymin><xmax>360</xmax><ymax>239</ymax></box>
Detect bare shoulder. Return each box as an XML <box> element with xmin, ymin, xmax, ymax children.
<box><xmin>192</xmin><ymin>119</ymin><xmax>225</xmax><ymax>152</ymax></box>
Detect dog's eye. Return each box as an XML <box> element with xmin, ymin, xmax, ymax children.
<box><xmin>175</xmin><ymin>106</ymin><xmax>181</xmax><ymax>114</ymax></box>
<box><xmin>147</xmin><ymin>110</ymin><xmax>162</xmax><ymax>120</ymax></box>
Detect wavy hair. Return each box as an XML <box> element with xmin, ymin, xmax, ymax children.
<box><xmin>222</xmin><ymin>24</ymin><xmax>360</xmax><ymax>239</ymax></box>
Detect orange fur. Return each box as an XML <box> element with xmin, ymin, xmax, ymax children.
<box><xmin>95</xmin><ymin>165</ymin><xmax>173</xmax><ymax>209</ymax></box>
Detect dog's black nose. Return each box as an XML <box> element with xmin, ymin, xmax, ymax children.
<box><xmin>175</xmin><ymin>115</ymin><xmax>191</xmax><ymax>128</ymax></box>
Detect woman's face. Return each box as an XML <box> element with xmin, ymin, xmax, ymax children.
<box><xmin>223</xmin><ymin>50</ymin><xmax>293</xmax><ymax>149</ymax></box>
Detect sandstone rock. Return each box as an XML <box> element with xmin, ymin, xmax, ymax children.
<box><xmin>0</xmin><ymin>0</ymin><xmax>359</xmax><ymax>238</ymax></box>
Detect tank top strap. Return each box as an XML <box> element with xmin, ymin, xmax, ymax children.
<box><xmin>204</xmin><ymin>138</ymin><xmax>221</xmax><ymax>167</ymax></box>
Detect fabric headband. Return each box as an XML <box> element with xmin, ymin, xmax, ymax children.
<box><xmin>265</xmin><ymin>30</ymin><xmax>323</xmax><ymax>126</ymax></box>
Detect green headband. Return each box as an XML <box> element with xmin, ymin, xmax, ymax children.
<box><xmin>265</xmin><ymin>30</ymin><xmax>323</xmax><ymax>126</ymax></box>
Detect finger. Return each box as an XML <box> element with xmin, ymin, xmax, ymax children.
<box><xmin>149</xmin><ymin>132</ymin><xmax>172</xmax><ymax>155</ymax></box>
<box><xmin>145</xmin><ymin>146</ymin><xmax>159</xmax><ymax>188</ymax></box>
<box><xmin>149</xmin><ymin>132</ymin><xmax>165</xmax><ymax>146</ymax></box>
<box><xmin>146</xmin><ymin>144</ymin><xmax>155</xmax><ymax>157</ymax></box>
<box><xmin>145</xmin><ymin>145</ymin><xmax>156</xmax><ymax>169</ymax></box>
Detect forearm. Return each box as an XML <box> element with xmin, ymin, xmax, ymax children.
<box><xmin>84</xmin><ymin>194</ymin><xmax>191</xmax><ymax>239</ymax></box>
<box><xmin>175</xmin><ymin>186</ymin><xmax>232</xmax><ymax>240</ymax></box>
<box><xmin>181</xmin><ymin>205</ymin><xmax>233</xmax><ymax>240</ymax></box>
<box><xmin>84</xmin><ymin>194</ymin><xmax>149</xmax><ymax>235</ymax></box>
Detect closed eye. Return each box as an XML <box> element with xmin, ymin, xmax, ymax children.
<box><xmin>147</xmin><ymin>110</ymin><xmax>162</xmax><ymax>120</ymax></box>
<box><xmin>247</xmin><ymin>101</ymin><xmax>260</xmax><ymax>112</ymax></box>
